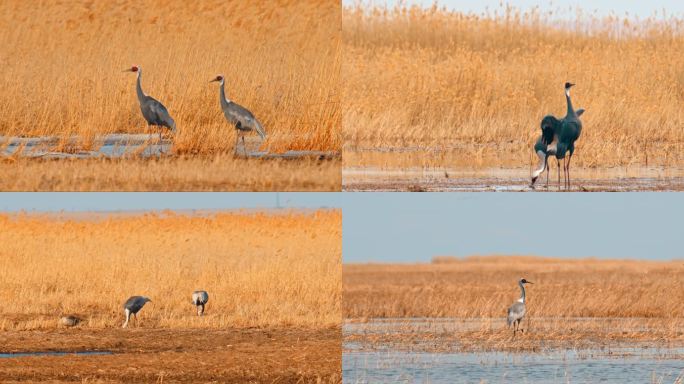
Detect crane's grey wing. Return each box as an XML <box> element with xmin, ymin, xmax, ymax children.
<box><xmin>540</xmin><ymin>115</ymin><xmax>560</xmax><ymax>146</ymax></box>
<box><xmin>146</xmin><ymin>97</ymin><xmax>176</xmax><ymax>131</ymax></box>
<box><xmin>507</xmin><ymin>302</ymin><xmax>525</xmax><ymax>326</ymax></box>
<box><xmin>192</xmin><ymin>290</ymin><xmax>209</xmax><ymax>305</ymax></box>
<box><xmin>226</xmin><ymin>102</ymin><xmax>266</xmax><ymax>139</ymax></box>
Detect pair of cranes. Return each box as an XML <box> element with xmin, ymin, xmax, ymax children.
<box><xmin>124</xmin><ymin>66</ymin><xmax>265</xmax><ymax>155</ymax></box>
<box><xmin>531</xmin><ymin>82</ymin><xmax>584</xmax><ymax>190</ymax></box>
<box><xmin>121</xmin><ymin>290</ymin><xmax>208</xmax><ymax>328</ymax></box>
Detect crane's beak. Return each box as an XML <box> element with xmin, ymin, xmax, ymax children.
<box><xmin>209</xmin><ymin>79</ymin><xmax>218</xmax><ymax>83</ymax></box>
<box><xmin>527</xmin><ymin>281</ymin><xmax>534</xmax><ymax>284</ymax></box>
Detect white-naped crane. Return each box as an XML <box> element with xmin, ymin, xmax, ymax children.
<box><xmin>192</xmin><ymin>290</ymin><xmax>209</xmax><ymax>316</ymax></box>
<box><xmin>507</xmin><ymin>278</ymin><xmax>533</xmax><ymax>336</ymax></box>
<box><xmin>124</xmin><ymin>65</ymin><xmax>176</xmax><ymax>141</ymax></box>
<box><xmin>210</xmin><ymin>74</ymin><xmax>266</xmax><ymax>155</ymax></box>
<box><xmin>122</xmin><ymin>295</ymin><xmax>151</xmax><ymax>328</ymax></box>
<box><xmin>531</xmin><ymin>82</ymin><xmax>584</xmax><ymax>189</ymax></box>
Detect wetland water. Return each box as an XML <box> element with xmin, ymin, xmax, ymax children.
<box><xmin>343</xmin><ymin>319</ymin><xmax>684</xmax><ymax>383</ymax></box>
<box><xmin>343</xmin><ymin>167</ymin><xmax>684</xmax><ymax>192</ymax></box>
<box><xmin>344</xmin><ymin>347</ymin><xmax>684</xmax><ymax>383</ymax></box>
<box><xmin>1</xmin><ymin>134</ymin><xmax>338</xmax><ymax>160</ymax></box>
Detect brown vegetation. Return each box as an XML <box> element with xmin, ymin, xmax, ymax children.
<box><xmin>0</xmin><ymin>156</ymin><xmax>340</xmax><ymax>191</ymax></box>
<box><xmin>343</xmin><ymin>5</ymin><xmax>684</xmax><ymax>171</ymax></box>
<box><xmin>0</xmin><ymin>210</ymin><xmax>341</xmax><ymax>330</ymax></box>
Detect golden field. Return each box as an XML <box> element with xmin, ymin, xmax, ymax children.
<box><xmin>0</xmin><ymin>209</ymin><xmax>341</xmax><ymax>330</ymax></box>
<box><xmin>343</xmin><ymin>5</ymin><xmax>684</xmax><ymax>171</ymax></box>
<box><xmin>344</xmin><ymin>256</ymin><xmax>684</xmax><ymax>319</ymax></box>
<box><xmin>0</xmin><ymin>156</ymin><xmax>340</xmax><ymax>191</ymax></box>
<box><xmin>0</xmin><ymin>0</ymin><xmax>340</xmax><ymax>190</ymax></box>
<box><xmin>344</xmin><ymin>256</ymin><xmax>684</xmax><ymax>350</ymax></box>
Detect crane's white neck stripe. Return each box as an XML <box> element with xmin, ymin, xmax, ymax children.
<box><xmin>565</xmin><ymin>89</ymin><xmax>570</xmax><ymax>97</ymax></box>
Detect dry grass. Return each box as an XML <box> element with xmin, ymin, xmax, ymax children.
<box><xmin>0</xmin><ymin>0</ymin><xmax>341</xmax><ymax>190</ymax></box>
<box><xmin>0</xmin><ymin>209</ymin><xmax>341</xmax><ymax>330</ymax></box>
<box><xmin>0</xmin><ymin>156</ymin><xmax>340</xmax><ymax>191</ymax></box>
<box><xmin>344</xmin><ymin>256</ymin><xmax>684</xmax><ymax>349</ymax></box>
<box><xmin>0</xmin><ymin>0</ymin><xmax>340</xmax><ymax>154</ymax></box>
<box><xmin>343</xmin><ymin>4</ymin><xmax>684</xmax><ymax>170</ymax></box>
<box><xmin>344</xmin><ymin>256</ymin><xmax>684</xmax><ymax>319</ymax></box>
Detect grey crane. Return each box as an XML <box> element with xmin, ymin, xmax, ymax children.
<box><xmin>122</xmin><ymin>295</ymin><xmax>151</xmax><ymax>328</ymax></box>
<box><xmin>210</xmin><ymin>75</ymin><xmax>266</xmax><ymax>155</ymax></box>
<box><xmin>532</xmin><ymin>108</ymin><xmax>584</xmax><ymax>189</ymax></box>
<box><xmin>123</xmin><ymin>65</ymin><xmax>176</xmax><ymax>141</ymax></box>
<box><xmin>192</xmin><ymin>290</ymin><xmax>209</xmax><ymax>316</ymax></box>
<box><xmin>507</xmin><ymin>278</ymin><xmax>533</xmax><ymax>336</ymax></box>
<box><xmin>531</xmin><ymin>83</ymin><xmax>584</xmax><ymax>189</ymax></box>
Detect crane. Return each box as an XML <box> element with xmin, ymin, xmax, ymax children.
<box><xmin>192</xmin><ymin>290</ymin><xmax>209</xmax><ymax>316</ymax></box>
<box><xmin>122</xmin><ymin>295</ymin><xmax>151</xmax><ymax>328</ymax></box>
<box><xmin>123</xmin><ymin>65</ymin><xmax>176</xmax><ymax>141</ymax></box>
<box><xmin>532</xmin><ymin>108</ymin><xmax>584</xmax><ymax>188</ymax></box>
<box><xmin>507</xmin><ymin>278</ymin><xmax>533</xmax><ymax>336</ymax></box>
<box><xmin>210</xmin><ymin>75</ymin><xmax>266</xmax><ymax>155</ymax></box>
<box><xmin>531</xmin><ymin>83</ymin><xmax>584</xmax><ymax>189</ymax></box>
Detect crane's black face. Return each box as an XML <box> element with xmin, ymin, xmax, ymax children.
<box><xmin>564</xmin><ymin>82</ymin><xmax>575</xmax><ymax>89</ymax></box>
<box><xmin>210</xmin><ymin>75</ymin><xmax>224</xmax><ymax>83</ymax></box>
<box><xmin>521</xmin><ymin>278</ymin><xmax>533</xmax><ymax>284</ymax></box>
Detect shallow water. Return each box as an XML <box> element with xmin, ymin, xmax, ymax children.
<box><xmin>0</xmin><ymin>134</ymin><xmax>338</xmax><ymax>160</ymax></box>
<box><xmin>343</xmin><ymin>347</ymin><xmax>684</xmax><ymax>384</ymax></box>
<box><xmin>0</xmin><ymin>351</ymin><xmax>113</xmax><ymax>358</ymax></box>
<box><xmin>343</xmin><ymin>167</ymin><xmax>684</xmax><ymax>192</ymax></box>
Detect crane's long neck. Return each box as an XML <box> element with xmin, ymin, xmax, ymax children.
<box><xmin>565</xmin><ymin>89</ymin><xmax>575</xmax><ymax>118</ymax></box>
<box><xmin>136</xmin><ymin>70</ymin><xmax>146</xmax><ymax>102</ymax></box>
<box><xmin>219</xmin><ymin>80</ymin><xmax>230</xmax><ymax>106</ymax></box>
<box><xmin>518</xmin><ymin>281</ymin><xmax>526</xmax><ymax>303</ymax></box>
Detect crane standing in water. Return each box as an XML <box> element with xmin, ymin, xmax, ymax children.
<box><xmin>210</xmin><ymin>75</ymin><xmax>266</xmax><ymax>155</ymax></box>
<box><xmin>507</xmin><ymin>278</ymin><xmax>533</xmax><ymax>336</ymax></box>
<box><xmin>123</xmin><ymin>65</ymin><xmax>176</xmax><ymax>141</ymax></box>
<box><xmin>531</xmin><ymin>83</ymin><xmax>584</xmax><ymax>190</ymax></box>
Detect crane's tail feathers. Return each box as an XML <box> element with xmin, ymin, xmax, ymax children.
<box><xmin>575</xmin><ymin>108</ymin><xmax>585</xmax><ymax>117</ymax></box>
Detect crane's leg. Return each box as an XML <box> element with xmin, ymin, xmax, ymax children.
<box><xmin>557</xmin><ymin>159</ymin><xmax>561</xmax><ymax>191</ymax></box>
<box><xmin>242</xmin><ymin>136</ymin><xmax>247</xmax><ymax>156</ymax></box>
<box><xmin>567</xmin><ymin>154</ymin><xmax>572</xmax><ymax>190</ymax></box>
<box><xmin>122</xmin><ymin>309</ymin><xmax>130</xmax><ymax>328</ymax></box>
<box><xmin>234</xmin><ymin>132</ymin><xmax>240</xmax><ymax>156</ymax></box>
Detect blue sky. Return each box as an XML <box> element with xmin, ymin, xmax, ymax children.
<box><xmin>344</xmin><ymin>0</ymin><xmax>684</xmax><ymax>17</ymax></box>
<box><xmin>342</xmin><ymin>193</ymin><xmax>683</xmax><ymax>262</ymax></box>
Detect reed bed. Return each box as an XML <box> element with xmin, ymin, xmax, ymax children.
<box><xmin>344</xmin><ymin>256</ymin><xmax>684</xmax><ymax>319</ymax></box>
<box><xmin>0</xmin><ymin>0</ymin><xmax>341</xmax><ymax>154</ymax></box>
<box><xmin>343</xmin><ymin>4</ymin><xmax>684</xmax><ymax>170</ymax></box>
<box><xmin>0</xmin><ymin>156</ymin><xmax>341</xmax><ymax>191</ymax></box>
<box><xmin>0</xmin><ymin>209</ymin><xmax>341</xmax><ymax>330</ymax></box>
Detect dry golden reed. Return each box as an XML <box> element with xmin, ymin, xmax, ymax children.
<box><xmin>343</xmin><ymin>4</ymin><xmax>684</xmax><ymax>170</ymax></box>
<box><xmin>0</xmin><ymin>209</ymin><xmax>341</xmax><ymax>330</ymax></box>
<box><xmin>0</xmin><ymin>0</ymin><xmax>341</xmax><ymax>154</ymax></box>
<box><xmin>0</xmin><ymin>156</ymin><xmax>341</xmax><ymax>191</ymax></box>
<box><xmin>344</xmin><ymin>256</ymin><xmax>684</xmax><ymax>319</ymax></box>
